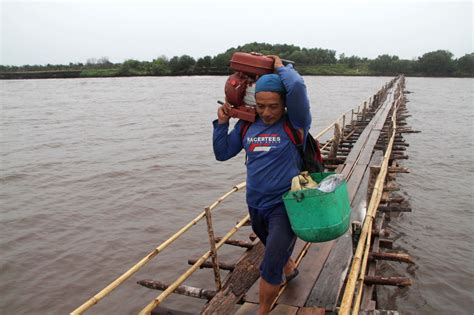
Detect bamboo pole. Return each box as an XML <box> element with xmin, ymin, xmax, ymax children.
<box><xmin>320</xmin><ymin>140</ymin><xmax>332</xmax><ymax>151</ymax></box>
<box><xmin>71</xmin><ymin>182</ymin><xmax>246</xmax><ymax>315</ymax></box>
<box><xmin>138</xmin><ymin>214</ymin><xmax>250</xmax><ymax>315</ymax></box>
<box><xmin>351</xmin><ymin>224</ymin><xmax>371</xmax><ymax>315</ymax></box>
<box><xmin>314</xmin><ymin>122</ymin><xmax>337</xmax><ymax>139</ymax></box>
<box><xmin>339</xmin><ymin>89</ymin><xmax>401</xmax><ymax>315</ymax></box>
<box><xmin>204</xmin><ymin>206</ymin><xmax>222</xmax><ymax>291</ymax></box>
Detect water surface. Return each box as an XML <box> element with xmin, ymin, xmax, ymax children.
<box><xmin>1</xmin><ymin>76</ymin><xmax>472</xmax><ymax>314</ymax></box>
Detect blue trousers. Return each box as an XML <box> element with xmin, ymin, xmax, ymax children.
<box><xmin>248</xmin><ymin>203</ymin><xmax>296</xmax><ymax>285</ymax></box>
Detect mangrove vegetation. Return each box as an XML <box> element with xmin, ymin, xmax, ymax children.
<box><xmin>1</xmin><ymin>42</ymin><xmax>472</xmax><ymax>79</ymax></box>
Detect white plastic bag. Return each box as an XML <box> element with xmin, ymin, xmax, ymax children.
<box><xmin>317</xmin><ymin>174</ymin><xmax>345</xmax><ymax>193</ymax></box>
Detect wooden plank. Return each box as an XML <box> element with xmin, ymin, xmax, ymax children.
<box><xmin>244</xmin><ymin>238</ymin><xmax>307</xmax><ymax>304</ymax></box>
<box><xmin>277</xmin><ymin>241</ymin><xmax>334</xmax><ymax>306</ymax></box>
<box><xmin>151</xmin><ymin>306</ymin><xmax>195</xmax><ymax>315</ymax></box>
<box><xmin>234</xmin><ymin>302</ymin><xmax>259</xmax><ymax>315</ymax></box>
<box><xmin>350</xmin><ymin>150</ymin><xmax>383</xmax><ymax>223</ymax></box>
<box><xmin>346</xmin><ymin>164</ymin><xmax>368</xmax><ymax>201</ymax></box>
<box><xmin>271</xmin><ymin>304</ymin><xmax>299</xmax><ymax>315</ymax></box>
<box><xmin>296</xmin><ymin>307</ymin><xmax>326</xmax><ymax>315</ymax></box>
<box><xmin>242</xmin><ymin>274</ymin><xmax>259</xmax><ymax>303</ymax></box>
<box><xmin>359</xmin><ymin>311</ymin><xmax>401</xmax><ymax>315</ymax></box>
<box><xmin>200</xmin><ymin>242</ymin><xmax>264</xmax><ymax>314</ymax></box>
<box><xmin>304</xmin><ymin>232</ymin><xmax>353</xmax><ymax>310</ymax></box>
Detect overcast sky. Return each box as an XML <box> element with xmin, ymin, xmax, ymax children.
<box><xmin>1</xmin><ymin>0</ymin><xmax>473</xmax><ymax>66</ymax></box>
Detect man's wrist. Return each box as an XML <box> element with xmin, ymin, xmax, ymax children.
<box><xmin>212</xmin><ymin>119</ymin><xmax>229</xmax><ymax>127</ymax></box>
<box><xmin>217</xmin><ymin>119</ymin><xmax>230</xmax><ymax>125</ymax></box>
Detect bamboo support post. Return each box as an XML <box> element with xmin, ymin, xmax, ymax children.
<box><xmin>351</xmin><ymin>109</ymin><xmax>355</xmax><ymax>128</ymax></box>
<box><xmin>329</xmin><ymin>123</ymin><xmax>342</xmax><ymax>158</ymax></box>
<box><xmin>378</xmin><ymin>204</ymin><xmax>412</xmax><ymax>212</ymax></box>
<box><xmin>371</xmin><ymin>228</ymin><xmax>390</xmax><ymax>237</ymax></box>
<box><xmin>342</xmin><ymin>114</ymin><xmax>346</xmax><ymax>133</ymax></box>
<box><xmin>369</xmin><ymin>252</ymin><xmax>414</xmax><ymax>264</ymax></box>
<box><xmin>383</xmin><ymin>182</ymin><xmax>400</xmax><ymax>192</ymax></box>
<box><xmin>187</xmin><ymin>259</ymin><xmax>235</xmax><ymax>271</ymax></box>
<box><xmin>204</xmin><ymin>206</ymin><xmax>222</xmax><ymax>291</ymax></box>
<box><xmin>71</xmin><ymin>182</ymin><xmax>246</xmax><ymax>315</ymax></box>
<box><xmin>386</xmin><ymin>196</ymin><xmax>406</xmax><ymax>203</ymax></box>
<box><xmin>214</xmin><ymin>237</ymin><xmax>254</xmax><ymax>249</ymax></box>
<box><xmin>137</xmin><ymin>280</ymin><xmax>217</xmax><ymax>300</ymax></box>
<box><xmin>138</xmin><ymin>214</ymin><xmax>250</xmax><ymax>315</ymax></box>
<box><xmin>362</xmin><ymin>102</ymin><xmax>367</xmax><ymax>121</ymax></box>
<box><xmin>364</xmin><ymin>276</ymin><xmax>412</xmax><ymax>287</ymax></box>
<box><xmin>378</xmin><ymin>239</ymin><xmax>393</xmax><ymax>249</ymax></box>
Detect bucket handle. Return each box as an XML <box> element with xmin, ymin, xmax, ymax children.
<box><xmin>293</xmin><ymin>191</ymin><xmax>305</xmax><ymax>203</ymax></box>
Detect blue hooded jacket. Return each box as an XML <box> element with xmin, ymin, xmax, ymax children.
<box><xmin>213</xmin><ymin>65</ymin><xmax>312</xmax><ymax>210</ymax></box>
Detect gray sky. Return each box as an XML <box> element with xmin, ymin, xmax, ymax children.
<box><xmin>1</xmin><ymin>0</ymin><xmax>473</xmax><ymax>66</ymax></box>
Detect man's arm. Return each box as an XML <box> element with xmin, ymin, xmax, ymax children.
<box><xmin>212</xmin><ymin>104</ymin><xmax>244</xmax><ymax>161</ymax></box>
<box><xmin>275</xmin><ymin>61</ymin><xmax>311</xmax><ymax>131</ymax></box>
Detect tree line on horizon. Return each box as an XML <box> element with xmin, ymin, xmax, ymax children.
<box><xmin>1</xmin><ymin>42</ymin><xmax>473</xmax><ymax>77</ymax></box>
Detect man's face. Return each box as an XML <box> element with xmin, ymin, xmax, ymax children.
<box><xmin>255</xmin><ymin>91</ymin><xmax>285</xmax><ymax>125</ymax></box>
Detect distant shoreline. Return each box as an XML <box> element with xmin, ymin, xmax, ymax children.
<box><xmin>2</xmin><ymin>43</ymin><xmax>472</xmax><ymax>79</ymax></box>
<box><xmin>1</xmin><ymin>68</ymin><xmax>473</xmax><ymax>80</ymax></box>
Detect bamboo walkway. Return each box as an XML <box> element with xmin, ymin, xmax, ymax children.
<box><xmin>72</xmin><ymin>75</ymin><xmax>418</xmax><ymax>315</ymax></box>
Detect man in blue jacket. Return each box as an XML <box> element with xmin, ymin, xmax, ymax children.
<box><xmin>213</xmin><ymin>55</ymin><xmax>311</xmax><ymax>314</ymax></box>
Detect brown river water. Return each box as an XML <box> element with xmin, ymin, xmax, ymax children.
<box><xmin>1</xmin><ymin>76</ymin><xmax>472</xmax><ymax>314</ymax></box>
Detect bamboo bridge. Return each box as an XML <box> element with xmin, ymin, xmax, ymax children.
<box><xmin>72</xmin><ymin>75</ymin><xmax>418</xmax><ymax>315</ymax></box>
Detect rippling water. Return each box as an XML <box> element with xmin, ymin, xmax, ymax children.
<box><xmin>1</xmin><ymin>76</ymin><xmax>472</xmax><ymax>314</ymax></box>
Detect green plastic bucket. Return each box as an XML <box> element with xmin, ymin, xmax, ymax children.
<box><xmin>283</xmin><ymin>172</ymin><xmax>351</xmax><ymax>242</ymax></box>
